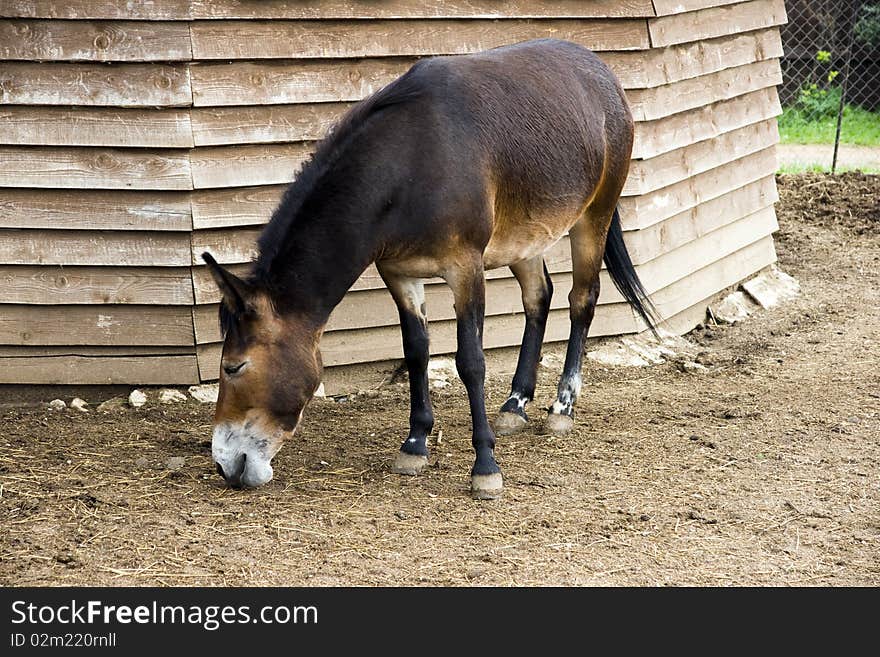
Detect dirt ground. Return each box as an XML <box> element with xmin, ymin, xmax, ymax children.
<box><xmin>1</xmin><ymin>173</ymin><xmax>878</xmax><ymax>586</ymax></box>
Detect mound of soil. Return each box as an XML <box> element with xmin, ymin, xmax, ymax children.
<box><xmin>1</xmin><ymin>173</ymin><xmax>878</xmax><ymax>586</ymax></box>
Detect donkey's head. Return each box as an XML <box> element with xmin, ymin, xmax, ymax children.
<box><xmin>202</xmin><ymin>253</ymin><xmax>323</xmax><ymax>488</ymax></box>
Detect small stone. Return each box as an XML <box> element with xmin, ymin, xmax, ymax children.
<box><xmin>128</xmin><ymin>389</ymin><xmax>147</xmax><ymax>408</ymax></box>
<box><xmin>96</xmin><ymin>397</ymin><xmax>126</xmax><ymax>412</ymax></box>
<box><xmin>70</xmin><ymin>397</ymin><xmax>89</xmax><ymax>413</ymax></box>
<box><xmin>48</xmin><ymin>399</ymin><xmax>66</xmax><ymax>411</ymax></box>
<box><xmin>710</xmin><ymin>290</ymin><xmax>758</xmax><ymax>324</ymax></box>
<box><xmin>134</xmin><ymin>456</ymin><xmax>151</xmax><ymax>469</ymax></box>
<box><xmin>166</xmin><ymin>456</ymin><xmax>186</xmax><ymax>470</ymax></box>
<box><xmin>313</xmin><ymin>382</ymin><xmax>326</xmax><ymax>398</ymax></box>
<box><xmin>158</xmin><ymin>388</ymin><xmax>188</xmax><ymax>404</ymax></box>
<box><xmin>188</xmin><ymin>384</ymin><xmax>219</xmax><ymax>404</ymax></box>
<box><xmin>742</xmin><ymin>266</ymin><xmax>800</xmax><ymax>309</ymax></box>
<box><xmin>680</xmin><ymin>361</ymin><xmax>708</xmax><ymax>373</ymax></box>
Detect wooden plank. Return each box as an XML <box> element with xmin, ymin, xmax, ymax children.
<box><xmin>0</xmin><ymin>188</ymin><xmax>191</xmax><ymax>231</ymax></box>
<box><xmin>0</xmin><ymin>265</ymin><xmax>194</xmax><ymax>305</ymax></box>
<box><xmin>651</xmin><ymin>0</ymin><xmax>743</xmax><ymax>15</ymax></box>
<box><xmin>192</xmin><ymin>205</ymin><xmax>777</xmax><ymax>343</ymax></box>
<box><xmin>632</xmin><ymin>86</ymin><xmax>781</xmax><ymax>159</ymax></box>
<box><xmin>624</xmin><ymin>118</ymin><xmax>779</xmax><ymax>196</ymax></box>
<box><xmin>190</xmin><ymin>19</ymin><xmax>650</xmax><ymax>60</ymax></box>
<box><xmin>636</xmin><ymin>27</ymin><xmax>783</xmax><ymax>89</ymax></box>
<box><xmin>0</xmin><ymin>230</ymin><xmax>191</xmax><ymax>266</ymax></box>
<box><xmin>0</xmin><ymin>19</ymin><xmax>192</xmax><ymax>62</ymax></box>
<box><xmin>192</xmin><ymin>103</ymin><xmax>350</xmax><ymax>147</ymax></box>
<box><xmin>0</xmin><ymin>62</ymin><xmax>192</xmax><ymax>107</ymax></box>
<box><xmin>2</xmin><ymin>1</ymin><xmax>657</xmax><ymax>20</ymax></box>
<box><xmin>196</xmin><ymin>235</ymin><xmax>778</xmax><ymax>374</ymax></box>
<box><xmin>190</xmin><ymin>143</ymin><xmax>311</xmax><ymax>189</ymax></box>
<box><xmin>0</xmin><ymin>354</ymin><xmax>199</xmax><ymax>385</ymax></box>
<box><xmin>192</xmin><ymin>1</ymin><xmax>656</xmax><ymax>19</ymax></box>
<box><xmin>192</xmin><ymin>58</ymin><xmax>416</xmax><ymax>107</ymax></box>
<box><xmin>1</xmin><ymin>1</ymin><xmax>193</xmax><ymax>20</ymax></box>
<box><xmin>0</xmin><ymin>146</ymin><xmax>192</xmax><ymax>190</ymax></box>
<box><xmin>0</xmin><ymin>305</ymin><xmax>195</xmax><ymax>346</ymax></box>
<box><xmin>627</xmin><ymin>58</ymin><xmax>782</xmax><ymax>121</ymax></box>
<box><xmin>0</xmin><ymin>345</ymin><xmax>195</xmax><ymax>356</ymax></box>
<box><xmin>620</xmin><ymin>146</ymin><xmax>778</xmax><ymax>230</ymax></box>
<box><xmin>626</xmin><ymin>175</ymin><xmax>778</xmax><ymax>264</ymax></box>
<box><xmin>648</xmin><ymin>0</ymin><xmax>787</xmax><ymax>47</ymax></box>
<box><xmin>0</xmin><ymin>106</ymin><xmax>194</xmax><ymax>148</ymax></box>
<box><xmin>191</xmin><ymin>185</ymin><xmax>286</xmax><ymax>230</ymax></box>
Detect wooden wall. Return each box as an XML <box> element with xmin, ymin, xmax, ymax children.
<box><xmin>0</xmin><ymin>0</ymin><xmax>786</xmax><ymax>385</ymax></box>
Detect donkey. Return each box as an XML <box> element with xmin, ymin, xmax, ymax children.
<box><xmin>203</xmin><ymin>38</ymin><xmax>656</xmax><ymax>499</ymax></box>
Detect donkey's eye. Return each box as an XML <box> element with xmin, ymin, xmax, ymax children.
<box><xmin>223</xmin><ymin>361</ymin><xmax>248</xmax><ymax>376</ymax></box>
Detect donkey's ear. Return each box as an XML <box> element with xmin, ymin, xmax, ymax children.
<box><xmin>202</xmin><ymin>251</ymin><xmax>254</xmax><ymax>315</ymax></box>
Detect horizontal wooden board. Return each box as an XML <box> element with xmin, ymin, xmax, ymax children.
<box><xmin>196</xmin><ymin>235</ymin><xmax>778</xmax><ymax>374</ymax></box>
<box><xmin>649</xmin><ymin>0</ymin><xmax>787</xmax><ymax>48</ymax></box>
<box><xmin>191</xmin><ymin>103</ymin><xmax>350</xmax><ymax>146</ymax></box>
<box><xmin>620</xmin><ymin>146</ymin><xmax>778</xmax><ymax>230</ymax></box>
<box><xmin>0</xmin><ymin>62</ymin><xmax>192</xmax><ymax>107</ymax></box>
<box><xmin>627</xmin><ymin>58</ymin><xmax>782</xmax><ymax>122</ymax></box>
<box><xmin>192</xmin><ymin>204</ymin><xmax>777</xmax><ymax>342</ymax></box>
<box><xmin>2</xmin><ymin>1</ymin><xmax>657</xmax><ymax>20</ymax></box>
<box><xmin>0</xmin><ymin>188</ymin><xmax>191</xmax><ymax>231</ymax></box>
<box><xmin>0</xmin><ymin>305</ymin><xmax>195</xmax><ymax>346</ymax></box>
<box><xmin>0</xmin><ymin>230</ymin><xmax>191</xmax><ymax>266</ymax></box>
<box><xmin>0</xmin><ymin>354</ymin><xmax>199</xmax><ymax>385</ymax></box>
<box><xmin>632</xmin><ymin>86</ymin><xmax>781</xmax><ymax>159</ymax></box>
<box><xmin>626</xmin><ymin>175</ymin><xmax>778</xmax><ymax>263</ymax></box>
<box><xmin>190</xmin><ymin>143</ymin><xmax>311</xmax><ymax>189</ymax></box>
<box><xmin>191</xmin><ymin>185</ymin><xmax>286</xmax><ymax>229</ymax></box>
<box><xmin>651</xmin><ymin>0</ymin><xmax>744</xmax><ymax>15</ymax></box>
<box><xmin>192</xmin><ymin>57</ymin><xmax>415</xmax><ymax>107</ymax></box>
<box><xmin>0</xmin><ymin>146</ymin><xmax>192</xmax><ymax>190</ymax></box>
<box><xmin>624</xmin><ymin>118</ymin><xmax>779</xmax><ymax>195</ymax></box>
<box><xmin>0</xmin><ymin>19</ymin><xmax>192</xmax><ymax>61</ymax></box>
<box><xmin>190</xmin><ymin>19</ymin><xmax>650</xmax><ymax>60</ymax></box>
<box><xmin>0</xmin><ymin>106</ymin><xmax>194</xmax><ymax>148</ymax></box>
<box><xmin>0</xmin><ymin>266</ymin><xmax>194</xmax><ymax>305</ymax></box>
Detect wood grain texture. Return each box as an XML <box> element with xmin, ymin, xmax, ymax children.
<box><xmin>0</xmin><ymin>354</ymin><xmax>199</xmax><ymax>385</ymax></box>
<box><xmin>189</xmin><ymin>19</ymin><xmax>650</xmax><ymax>59</ymax></box>
<box><xmin>619</xmin><ymin>146</ymin><xmax>778</xmax><ymax>230</ymax></box>
<box><xmin>190</xmin><ymin>143</ymin><xmax>311</xmax><ymax>189</ymax></box>
<box><xmin>624</xmin><ymin>118</ymin><xmax>779</xmax><ymax>195</ymax></box>
<box><xmin>632</xmin><ymin>86</ymin><xmax>781</xmax><ymax>159</ymax></box>
<box><xmin>651</xmin><ymin>0</ymin><xmax>744</xmax><ymax>15</ymax></box>
<box><xmin>2</xmin><ymin>0</ymin><xmax>656</xmax><ymax>20</ymax></box>
<box><xmin>0</xmin><ymin>146</ymin><xmax>192</xmax><ymax>190</ymax></box>
<box><xmin>0</xmin><ymin>230</ymin><xmax>191</xmax><ymax>266</ymax></box>
<box><xmin>0</xmin><ymin>305</ymin><xmax>195</xmax><ymax>346</ymax></box>
<box><xmin>191</xmin><ymin>103</ymin><xmax>350</xmax><ymax>146</ymax></box>
<box><xmin>648</xmin><ymin>0</ymin><xmax>787</xmax><ymax>47</ymax></box>
<box><xmin>0</xmin><ymin>266</ymin><xmax>194</xmax><ymax>305</ymax></box>
<box><xmin>0</xmin><ymin>19</ymin><xmax>192</xmax><ymax>61</ymax></box>
<box><xmin>627</xmin><ymin>58</ymin><xmax>782</xmax><ymax>121</ymax></box>
<box><xmin>0</xmin><ymin>106</ymin><xmax>194</xmax><ymax>148</ymax></box>
<box><xmin>0</xmin><ymin>188</ymin><xmax>191</xmax><ymax>231</ymax></box>
<box><xmin>191</xmin><ymin>185</ymin><xmax>286</xmax><ymax>229</ymax></box>
<box><xmin>0</xmin><ymin>62</ymin><xmax>192</xmax><ymax>107</ymax></box>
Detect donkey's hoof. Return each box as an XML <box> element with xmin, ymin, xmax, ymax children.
<box><xmin>471</xmin><ymin>472</ymin><xmax>503</xmax><ymax>500</ymax></box>
<box><xmin>546</xmin><ymin>412</ymin><xmax>574</xmax><ymax>435</ymax></box>
<box><xmin>494</xmin><ymin>411</ymin><xmax>527</xmax><ymax>436</ymax></box>
<box><xmin>391</xmin><ymin>452</ymin><xmax>428</xmax><ymax>476</ymax></box>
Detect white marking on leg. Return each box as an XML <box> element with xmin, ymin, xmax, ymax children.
<box><xmin>508</xmin><ymin>391</ymin><xmax>529</xmax><ymax>410</ymax></box>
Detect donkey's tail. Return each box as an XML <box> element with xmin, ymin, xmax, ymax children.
<box><xmin>603</xmin><ymin>207</ymin><xmax>660</xmax><ymax>338</ymax></box>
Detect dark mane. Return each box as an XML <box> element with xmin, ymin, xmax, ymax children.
<box><xmin>251</xmin><ymin>67</ymin><xmax>426</xmax><ymax>284</ymax></box>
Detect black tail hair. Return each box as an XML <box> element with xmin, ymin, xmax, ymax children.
<box><xmin>603</xmin><ymin>207</ymin><xmax>660</xmax><ymax>338</ymax></box>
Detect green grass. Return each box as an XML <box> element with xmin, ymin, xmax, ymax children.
<box><xmin>777</xmin><ymin>162</ymin><xmax>880</xmax><ymax>174</ymax></box>
<box><xmin>778</xmin><ymin>105</ymin><xmax>880</xmax><ymax>146</ymax></box>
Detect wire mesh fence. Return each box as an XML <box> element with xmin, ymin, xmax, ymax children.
<box><xmin>779</xmin><ymin>0</ymin><xmax>880</xmax><ymax>172</ymax></box>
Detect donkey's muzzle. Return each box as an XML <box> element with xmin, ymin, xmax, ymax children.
<box><xmin>216</xmin><ymin>453</ymin><xmax>247</xmax><ymax>488</ymax></box>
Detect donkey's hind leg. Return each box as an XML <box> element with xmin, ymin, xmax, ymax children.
<box><xmin>494</xmin><ymin>256</ymin><xmax>553</xmax><ymax>436</ymax></box>
<box><xmin>546</xmin><ymin>210</ymin><xmax>611</xmax><ymax>435</ymax></box>
<box><xmin>379</xmin><ymin>267</ymin><xmax>434</xmax><ymax>476</ymax></box>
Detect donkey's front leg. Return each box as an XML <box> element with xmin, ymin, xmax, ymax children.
<box><xmin>380</xmin><ymin>268</ymin><xmax>434</xmax><ymax>476</ymax></box>
<box><xmin>447</xmin><ymin>263</ymin><xmax>502</xmax><ymax>499</ymax></box>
